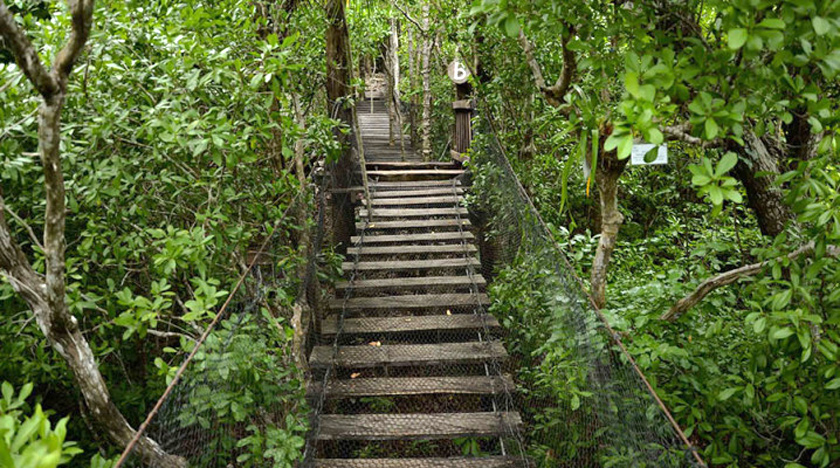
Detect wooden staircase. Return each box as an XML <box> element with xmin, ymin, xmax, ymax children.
<box><xmin>307</xmin><ymin>99</ymin><xmax>525</xmax><ymax>467</ymax></box>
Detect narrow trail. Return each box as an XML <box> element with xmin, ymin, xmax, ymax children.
<box><xmin>307</xmin><ymin>99</ymin><xmax>526</xmax><ymax>467</ymax></box>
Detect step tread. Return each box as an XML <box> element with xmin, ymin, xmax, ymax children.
<box><xmin>347</xmin><ymin>245</ymin><xmax>477</xmax><ymax>256</ymax></box>
<box><xmin>315</xmin><ymin>412</ymin><xmax>522</xmax><ymax>440</ymax></box>
<box><xmin>364</xmin><ymin>161</ymin><xmax>461</xmax><ymax>169</ymax></box>
<box><xmin>309</xmin><ymin>341</ymin><xmax>508</xmax><ymax>368</ymax></box>
<box><xmin>351</xmin><ymin>232</ymin><xmax>475</xmax><ymax>244</ymax></box>
<box><xmin>364</xmin><ymin>196</ymin><xmax>464</xmax><ymax>206</ymax></box>
<box><xmin>370</xmin><ymin>180</ymin><xmax>462</xmax><ymax>188</ymax></box>
<box><xmin>308</xmin><ymin>376</ymin><xmax>515</xmax><ymax>398</ymax></box>
<box><xmin>358</xmin><ymin>219</ymin><xmax>472</xmax><ymax>230</ymax></box>
<box><xmin>336</xmin><ymin>275</ymin><xmax>485</xmax><ymax>292</ymax></box>
<box><xmin>328</xmin><ymin>293</ymin><xmax>489</xmax><ymax>311</ymax></box>
<box><xmin>342</xmin><ymin>258</ymin><xmax>481</xmax><ymax>271</ymax></box>
<box><xmin>372</xmin><ymin>188</ymin><xmax>465</xmax><ymax>198</ymax></box>
<box><xmin>322</xmin><ymin>313</ymin><xmax>500</xmax><ymax>335</ymax></box>
<box><xmin>314</xmin><ymin>456</ymin><xmax>525</xmax><ymax>467</ymax></box>
<box><xmin>360</xmin><ymin>207</ymin><xmax>469</xmax><ymax>218</ymax></box>
<box><xmin>368</xmin><ymin>170</ymin><xmax>465</xmax><ymax>177</ymax></box>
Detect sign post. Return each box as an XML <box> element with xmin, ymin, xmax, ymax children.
<box><xmin>448</xmin><ymin>60</ymin><xmax>473</xmax><ymax>163</ymax></box>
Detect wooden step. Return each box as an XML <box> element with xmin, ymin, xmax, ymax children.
<box><xmin>351</xmin><ymin>232</ymin><xmax>475</xmax><ymax>244</ymax></box>
<box><xmin>364</xmin><ymin>196</ymin><xmax>463</xmax><ymax>206</ymax></box>
<box><xmin>315</xmin><ymin>412</ymin><xmax>522</xmax><ymax>440</ymax></box>
<box><xmin>328</xmin><ymin>293</ymin><xmax>489</xmax><ymax>311</ymax></box>
<box><xmin>309</xmin><ymin>341</ymin><xmax>508</xmax><ymax>368</ymax></box>
<box><xmin>368</xmin><ymin>170</ymin><xmax>464</xmax><ymax>180</ymax></box>
<box><xmin>322</xmin><ymin>313</ymin><xmax>500</xmax><ymax>335</ymax></box>
<box><xmin>314</xmin><ymin>457</ymin><xmax>524</xmax><ymax>468</ymax></box>
<box><xmin>309</xmin><ymin>375</ymin><xmax>515</xmax><ymax>398</ymax></box>
<box><xmin>360</xmin><ymin>207</ymin><xmax>469</xmax><ymax>218</ymax></box>
<box><xmin>341</xmin><ymin>258</ymin><xmax>481</xmax><ymax>272</ymax></box>
<box><xmin>358</xmin><ymin>219</ymin><xmax>472</xmax><ymax>231</ymax></box>
<box><xmin>347</xmin><ymin>244</ymin><xmax>477</xmax><ymax>256</ymax></box>
<box><xmin>372</xmin><ymin>188</ymin><xmax>465</xmax><ymax>198</ymax></box>
<box><xmin>365</xmin><ymin>161</ymin><xmax>460</xmax><ymax>168</ymax></box>
<box><xmin>370</xmin><ymin>180</ymin><xmax>461</xmax><ymax>188</ymax></box>
<box><xmin>337</xmin><ymin>275</ymin><xmax>485</xmax><ymax>293</ymax></box>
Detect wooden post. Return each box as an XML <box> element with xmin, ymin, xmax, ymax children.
<box><xmin>447</xmin><ymin>60</ymin><xmax>473</xmax><ymax>163</ymax></box>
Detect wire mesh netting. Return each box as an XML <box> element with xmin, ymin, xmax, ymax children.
<box><xmin>123</xmin><ymin>97</ymin><xmax>704</xmax><ymax>468</ymax></box>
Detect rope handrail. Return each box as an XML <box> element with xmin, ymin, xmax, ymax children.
<box><xmin>113</xmin><ymin>188</ymin><xmax>310</xmax><ymax>468</ymax></box>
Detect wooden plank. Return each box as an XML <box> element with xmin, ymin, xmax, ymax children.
<box><xmin>365</xmin><ymin>161</ymin><xmax>460</xmax><ymax>169</ymax></box>
<box><xmin>309</xmin><ymin>341</ymin><xmax>508</xmax><ymax>368</ymax></box>
<box><xmin>315</xmin><ymin>412</ymin><xmax>521</xmax><ymax>440</ymax></box>
<box><xmin>321</xmin><ymin>313</ymin><xmax>499</xmax><ymax>335</ymax></box>
<box><xmin>368</xmin><ymin>170</ymin><xmax>464</xmax><ymax>178</ymax></box>
<box><xmin>337</xmin><ymin>275</ymin><xmax>485</xmax><ymax>292</ymax></box>
<box><xmin>358</xmin><ymin>219</ymin><xmax>472</xmax><ymax>230</ymax></box>
<box><xmin>341</xmin><ymin>258</ymin><xmax>481</xmax><ymax>272</ymax></box>
<box><xmin>328</xmin><ymin>293</ymin><xmax>489</xmax><ymax>311</ymax></box>
<box><xmin>346</xmin><ymin>244</ymin><xmax>476</xmax><ymax>256</ymax></box>
<box><xmin>351</xmin><ymin>232</ymin><xmax>475</xmax><ymax>244</ymax></box>
<box><xmin>372</xmin><ymin>188</ymin><xmax>465</xmax><ymax>198</ymax></box>
<box><xmin>360</xmin><ymin>207</ymin><xmax>469</xmax><ymax>218</ymax></box>
<box><xmin>314</xmin><ymin>457</ymin><xmax>524</xmax><ymax>468</ymax></box>
<box><xmin>364</xmin><ymin>196</ymin><xmax>463</xmax><ymax>206</ymax></box>
<box><xmin>370</xmin><ymin>180</ymin><xmax>461</xmax><ymax>188</ymax></box>
<box><xmin>309</xmin><ymin>376</ymin><xmax>515</xmax><ymax>398</ymax></box>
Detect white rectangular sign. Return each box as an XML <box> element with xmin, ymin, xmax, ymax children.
<box><xmin>631</xmin><ymin>144</ymin><xmax>668</xmax><ymax>165</ymax></box>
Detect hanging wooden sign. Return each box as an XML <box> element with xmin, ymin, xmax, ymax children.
<box><xmin>447</xmin><ymin>60</ymin><xmax>471</xmax><ymax>84</ymax></box>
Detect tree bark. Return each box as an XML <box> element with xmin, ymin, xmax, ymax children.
<box><xmin>387</xmin><ymin>14</ymin><xmax>404</xmax><ymax>155</ymax></box>
<box><xmin>420</xmin><ymin>2</ymin><xmax>432</xmax><ymax>160</ymax></box>
<box><xmin>325</xmin><ymin>0</ymin><xmax>355</xmax><ymax>249</ymax></box>
<box><xmin>590</xmin><ymin>149</ymin><xmax>629</xmax><ymax>309</ymax></box>
<box><xmin>0</xmin><ymin>2</ymin><xmax>184</xmax><ymax>466</ymax></box>
<box><xmin>730</xmin><ymin>131</ymin><xmax>794</xmax><ymax>237</ymax></box>
<box><xmin>407</xmin><ymin>26</ymin><xmax>419</xmax><ymax>151</ymax></box>
<box><xmin>662</xmin><ymin>243</ymin><xmax>839</xmax><ymax>321</ymax></box>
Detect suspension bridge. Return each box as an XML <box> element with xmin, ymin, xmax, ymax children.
<box><xmin>116</xmin><ymin>95</ymin><xmax>707</xmax><ymax>468</ymax></box>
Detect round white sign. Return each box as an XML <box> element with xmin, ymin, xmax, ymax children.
<box><xmin>447</xmin><ymin>60</ymin><xmax>471</xmax><ymax>84</ymax></box>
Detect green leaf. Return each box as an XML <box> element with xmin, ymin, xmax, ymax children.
<box><xmin>691</xmin><ymin>175</ymin><xmax>711</xmax><ymax>186</ymax></box>
<box><xmin>708</xmin><ymin>185</ymin><xmax>723</xmax><ymax>205</ymax></box>
<box><xmin>812</xmin><ymin>17</ymin><xmax>830</xmax><ymax>36</ymax></box>
<box><xmin>625</xmin><ymin>72</ymin><xmax>640</xmax><ymax>98</ymax></box>
<box><xmin>772</xmin><ymin>327</ymin><xmax>795</xmax><ymax>340</ymax></box>
<box><xmin>797</xmin><ymin>431</ymin><xmax>826</xmax><ymax>449</ymax></box>
<box><xmin>571</xmin><ymin>394</ymin><xmax>581</xmax><ymax>410</ymax></box>
<box><xmin>503</xmin><ymin>16</ymin><xmax>520</xmax><ymax>37</ymax></box>
<box><xmin>758</xmin><ymin>18</ymin><xmax>786</xmax><ymax>29</ymax></box>
<box><xmin>826</xmin><ymin>378</ymin><xmax>840</xmax><ymax>390</ymax></box>
<box><xmin>617</xmin><ymin>135</ymin><xmax>633</xmax><ymax>159</ymax></box>
<box><xmin>705</xmin><ymin>118</ymin><xmax>719</xmax><ymax>140</ymax></box>
<box><xmin>718</xmin><ymin>387</ymin><xmax>740</xmax><ymax>401</ymax></box>
<box><xmin>715</xmin><ymin>152</ymin><xmax>738</xmax><ymax>177</ymax></box>
<box><xmin>728</xmin><ymin>29</ymin><xmax>748</xmax><ymax>49</ymax></box>
<box><xmin>638</xmin><ymin>84</ymin><xmax>656</xmax><ymax>102</ymax></box>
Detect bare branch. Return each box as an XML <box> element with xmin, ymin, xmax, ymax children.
<box><xmin>0</xmin><ymin>192</ymin><xmax>47</xmax><ymax>311</ymax></box>
<box><xmin>392</xmin><ymin>1</ymin><xmax>425</xmax><ymax>33</ymax></box>
<box><xmin>517</xmin><ymin>28</ymin><xmax>576</xmax><ymax>107</ymax></box>
<box><xmin>3</xmin><ymin>204</ymin><xmax>44</xmax><ymax>251</ymax></box>
<box><xmin>662</xmin><ymin>243</ymin><xmax>840</xmax><ymax>321</ymax></box>
<box><xmin>663</xmin><ymin>123</ymin><xmax>725</xmax><ymax>148</ymax></box>
<box><xmin>53</xmin><ymin>0</ymin><xmax>96</xmax><ymax>81</ymax></box>
<box><xmin>0</xmin><ymin>1</ymin><xmax>58</xmax><ymax>96</ymax></box>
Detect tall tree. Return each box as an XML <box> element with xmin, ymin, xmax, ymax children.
<box><xmin>325</xmin><ymin>0</ymin><xmax>355</xmax><ymax>248</ymax></box>
<box><xmin>420</xmin><ymin>1</ymin><xmax>432</xmax><ymax>160</ymax></box>
<box><xmin>0</xmin><ymin>2</ymin><xmax>183</xmax><ymax>466</ymax></box>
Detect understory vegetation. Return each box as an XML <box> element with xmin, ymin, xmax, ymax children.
<box><xmin>1</xmin><ymin>0</ymin><xmax>839</xmax><ymax>467</ymax></box>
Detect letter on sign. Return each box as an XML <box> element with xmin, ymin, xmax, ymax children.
<box><xmin>448</xmin><ymin>60</ymin><xmax>471</xmax><ymax>84</ymax></box>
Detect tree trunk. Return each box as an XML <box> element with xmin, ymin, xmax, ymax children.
<box><xmin>590</xmin><ymin>149</ymin><xmax>629</xmax><ymax>308</ymax></box>
<box><xmin>1</xmin><ymin>4</ymin><xmax>184</xmax><ymax>465</ymax></box>
<box><xmin>420</xmin><ymin>3</ymin><xmax>432</xmax><ymax>160</ymax></box>
<box><xmin>730</xmin><ymin>131</ymin><xmax>794</xmax><ymax>237</ymax></box>
<box><xmin>325</xmin><ymin>0</ymin><xmax>355</xmax><ymax>249</ymax></box>
<box><xmin>387</xmin><ymin>14</ymin><xmax>404</xmax><ymax>155</ymax></box>
<box><xmin>407</xmin><ymin>27</ymin><xmax>419</xmax><ymax>151</ymax></box>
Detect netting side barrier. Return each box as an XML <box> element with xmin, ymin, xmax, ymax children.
<box><xmin>466</xmin><ymin>107</ymin><xmax>707</xmax><ymax>467</ymax></box>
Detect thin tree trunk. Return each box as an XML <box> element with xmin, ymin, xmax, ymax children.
<box><xmin>388</xmin><ymin>15</ymin><xmax>404</xmax><ymax>155</ymax></box>
<box><xmin>407</xmin><ymin>27</ymin><xmax>419</xmax><ymax>151</ymax></box>
<box><xmin>0</xmin><ymin>4</ymin><xmax>184</xmax><ymax>465</ymax></box>
<box><xmin>325</xmin><ymin>0</ymin><xmax>355</xmax><ymax>249</ymax></box>
<box><xmin>590</xmin><ymin>149</ymin><xmax>629</xmax><ymax>308</ymax></box>
<box><xmin>420</xmin><ymin>2</ymin><xmax>432</xmax><ymax>160</ymax></box>
<box><xmin>731</xmin><ymin>131</ymin><xmax>794</xmax><ymax>237</ymax></box>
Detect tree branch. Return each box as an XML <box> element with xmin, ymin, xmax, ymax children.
<box><xmin>53</xmin><ymin>0</ymin><xmax>95</xmax><ymax>81</ymax></box>
<box><xmin>662</xmin><ymin>123</ymin><xmax>724</xmax><ymax>148</ymax></box>
<box><xmin>517</xmin><ymin>28</ymin><xmax>576</xmax><ymax>108</ymax></box>
<box><xmin>662</xmin><ymin>243</ymin><xmax>840</xmax><ymax>321</ymax></box>
<box><xmin>3</xmin><ymin>204</ymin><xmax>44</xmax><ymax>251</ymax></box>
<box><xmin>0</xmin><ymin>1</ymin><xmax>58</xmax><ymax>96</ymax></box>
<box><xmin>392</xmin><ymin>1</ymin><xmax>425</xmax><ymax>33</ymax></box>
